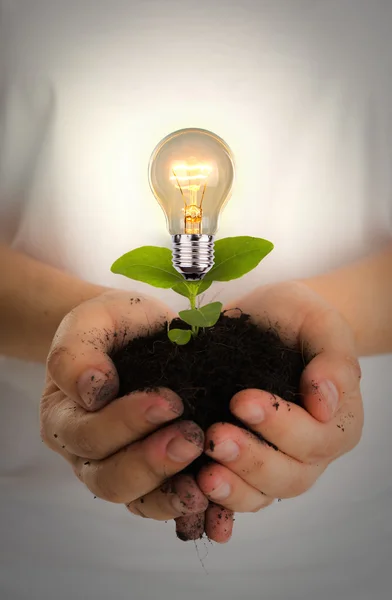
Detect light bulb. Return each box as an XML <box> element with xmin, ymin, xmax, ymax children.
<box><xmin>148</xmin><ymin>127</ymin><xmax>235</xmax><ymax>280</ymax></box>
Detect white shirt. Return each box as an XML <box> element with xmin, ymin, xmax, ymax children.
<box><xmin>0</xmin><ymin>1</ymin><xmax>391</xmax><ymax>599</ymax></box>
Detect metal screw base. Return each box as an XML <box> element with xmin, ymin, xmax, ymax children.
<box><xmin>172</xmin><ymin>234</ymin><xmax>215</xmax><ymax>280</ymax></box>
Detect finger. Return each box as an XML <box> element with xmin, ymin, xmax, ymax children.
<box><xmin>204</xmin><ymin>504</ymin><xmax>234</xmax><ymax>544</ymax></box>
<box><xmin>230</xmin><ymin>388</ymin><xmax>361</xmax><ymax>464</ymax></box>
<box><xmin>296</xmin><ymin>302</ymin><xmax>361</xmax><ymax>424</ymax></box>
<box><xmin>300</xmin><ymin>351</ymin><xmax>362</xmax><ymax>423</ymax></box>
<box><xmin>197</xmin><ymin>462</ymin><xmax>274</xmax><ymax>513</ymax></box>
<box><xmin>175</xmin><ymin>513</ymin><xmax>205</xmax><ymax>542</ymax></box>
<box><xmin>72</xmin><ymin>421</ymin><xmax>204</xmax><ymax>504</ymax></box>
<box><xmin>205</xmin><ymin>423</ymin><xmax>322</xmax><ymax>499</ymax></box>
<box><xmin>47</xmin><ymin>291</ymin><xmax>173</xmax><ymax>410</ymax></box>
<box><xmin>41</xmin><ymin>387</ymin><xmax>184</xmax><ymax>460</ymax></box>
<box><xmin>126</xmin><ymin>475</ymin><xmax>208</xmax><ymax>521</ymax></box>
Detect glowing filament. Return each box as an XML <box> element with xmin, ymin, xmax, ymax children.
<box><xmin>171</xmin><ymin>161</ymin><xmax>211</xmax><ymax>234</ymax></box>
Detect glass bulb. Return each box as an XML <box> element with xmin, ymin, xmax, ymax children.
<box><xmin>148</xmin><ymin>128</ymin><xmax>235</xmax><ymax>280</ymax></box>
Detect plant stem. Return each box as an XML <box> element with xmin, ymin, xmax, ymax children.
<box><xmin>188</xmin><ymin>287</ymin><xmax>199</xmax><ymax>337</ymax></box>
<box><xmin>189</xmin><ymin>293</ymin><xmax>197</xmax><ymax>310</ymax></box>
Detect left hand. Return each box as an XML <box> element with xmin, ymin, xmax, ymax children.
<box><xmin>196</xmin><ymin>281</ymin><xmax>364</xmax><ymax>543</ymax></box>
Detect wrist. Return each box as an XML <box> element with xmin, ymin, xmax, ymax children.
<box><xmin>0</xmin><ymin>242</ymin><xmax>110</xmax><ymax>362</ymax></box>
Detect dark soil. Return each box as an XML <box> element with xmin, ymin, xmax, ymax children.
<box><xmin>111</xmin><ymin>313</ymin><xmax>305</xmax><ymax>474</ymax></box>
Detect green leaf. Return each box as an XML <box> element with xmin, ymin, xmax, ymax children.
<box><xmin>171</xmin><ymin>282</ymin><xmax>189</xmax><ymax>299</ymax></box>
<box><xmin>168</xmin><ymin>329</ymin><xmax>192</xmax><ymax>345</ymax></box>
<box><xmin>179</xmin><ymin>302</ymin><xmax>222</xmax><ymax>328</ymax></box>
<box><xmin>204</xmin><ymin>236</ymin><xmax>274</xmax><ymax>282</ymax></box>
<box><xmin>195</xmin><ymin>280</ymin><xmax>213</xmax><ymax>296</ymax></box>
<box><xmin>172</xmin><ymin>280</ymin><xmax>212</xmax><ymax>299</ymax></box>
<box><xmin>111</xmin><ymin>246</ymin><xmax>183</xmax><ymax>289</ymax></box>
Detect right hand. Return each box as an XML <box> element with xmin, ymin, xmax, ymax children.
<box><xmin>40</xmin><ymin>291</ymin><xmax>208</xmax><ymax>525</ymax></box>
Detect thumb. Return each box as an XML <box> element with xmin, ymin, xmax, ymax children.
<box><xmin>300</xmin><ymin>351</ymin><xmax>361</xmax><ymax>423</ymax></box>
<box><xmin>46</xmin><ymin>291</ymin><xmax>172</xmax><ymax>411</ymax></box>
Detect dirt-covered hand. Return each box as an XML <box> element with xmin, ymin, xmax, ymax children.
<box><xmin>40</xmin><ymin>291</ymin><xmax>208</xmax><ymax>524</ymax></box>
<box><xmin>197</xmin><ymin>281</ymin><xmax>364</xmax><ymax>537</ymax></box>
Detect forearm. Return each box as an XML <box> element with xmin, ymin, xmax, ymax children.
<box><xmin>0</xmin><ymin>244</ymin><xmax>107</xmax><ymax>363</ymax></box>
<box><xmin>301</xmin><ymin>242</ymin><xmax>392</xmax><ymax>356</ymax></box>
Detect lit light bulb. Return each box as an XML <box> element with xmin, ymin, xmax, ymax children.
<box><xmin>148</xmin><ymin>128</ymin><xmax>235</xmax><ymax>280</ymax></box>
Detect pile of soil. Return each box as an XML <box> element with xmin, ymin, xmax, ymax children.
<box><xmin>112</xmin><ymin>313</ymin><xmax>305</xmax><ymax>474</ymax></box>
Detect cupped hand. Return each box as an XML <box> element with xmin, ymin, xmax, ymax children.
<box><xmin>40</xmin><ymin>291</ymin><xmax>209</xmax><ymax>529</ymax></box>
<box><xmin>197</xmin><ymin>281</ymin><xmax>364</xmax><ymax>538</ymax></box>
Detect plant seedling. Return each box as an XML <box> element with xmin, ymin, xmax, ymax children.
<box><xmin>111</xmin><ymin>236</ymin><xmax>274</xmax><ymax>343</ymax></box>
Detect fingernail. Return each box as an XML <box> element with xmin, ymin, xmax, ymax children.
<box><xmin>171</xmin><ymin>495</ymin><xmax>189</xmax><ymax>515</ymax></box>
<box><xmin>210</xmin><ymin>439</ymin><xmax>240</xmax><ymax>462</ymax></box>
<box><xmin>319</xmin><ymin>380</ymin><xmax>339</xmax><ymax>414</ymax></box>
<box><xmin>167</xmin><ymin>435</ymin><xmax>202</xmax><ymax>463</ymax></box>
<box><xmin>145</xmin><ymin>405</ymin><xmax>175</xmax><ymax>425</ymax></box>
<box><xmin>244</xmin><ymin>403</ymin><xmax>265</xmax><ymax>424</ymax></box>
<box><xmin>77</xmin><ymin>369</ymin><xmax>116</xmax><ymax>409</ymax></box>
<box><xmin>209</xmin><ymin>482</ymin><xmax>231</xmax><ymax>501</ymax></box>
<box><xmin>176</xmin><ymin>512</ymin><xmax>205</xmax><ymax>541</ymax></box>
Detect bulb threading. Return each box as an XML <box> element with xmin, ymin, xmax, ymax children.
<box><xmin>172</xmin><ymin>235</ymin><xmax>214</xmax><ymax>280</ymax></box>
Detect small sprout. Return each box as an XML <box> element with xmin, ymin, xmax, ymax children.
<box><xmin>179</xmin><ymin>302</ymin><xmax>222</xmax><ymax>329</ymax></box>
<box><xmin>111</xmin><ymin>236</ymin><xmax>274</xmax><ymax>346</ymax></box>
<box><xmin>168</xmin><ymin>329</ymin><xmax>192</xmax><ymax>345</ymax></box>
